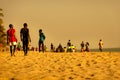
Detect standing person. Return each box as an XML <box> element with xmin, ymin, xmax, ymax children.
<box><xmin>67</xmin><ymin>40</ymin><xmax>72</xmax><ymax>52</ymax></box>
<box><xmin>81</xmin><ymin>41</ymin><xmax>85</xmax><ymax>52</ymax></box>
<box><xmin>51</xmin><ymin>43</ymin><xmax>54</xmax><ymax>52</ymax></box>
<box><xmin>39</xmin><ymin>29</ymin><xmax>45</xmax><ymax>53</ymax></box>
<box><xmin>7</xmin><ymin>24</ymin><xmax>17</xmax><ymax>56</ymax></box>
<box><xmin>85</xmin><ymin>42</ymin><xmax>90</xmax><ymax>52</ymax></box>
<box><xmin>20</xmin><ymin>23</ymin><xmax>31</xmax><ymax>56</ymax></box>
<box><xmin>67</xmin><ymin>40</ymin><xmax>71</xmax><ymax>47</ymax></box>
<box><xmin>56</xmin><ymin>43</ymin><xmax>63</xmax><ymax>52</ymax></box>
<box><xmin>99</xmin><ymin>39</ymin><xmax>103</xmax><ymax>52</ymax></box>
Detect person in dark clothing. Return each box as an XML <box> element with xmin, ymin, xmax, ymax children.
<box><xmin>20</xmin><ymin>23</ymin><xmax>31</xmax><ymax>56</ymax></box>
<box><xmin>39</xmin><ymin>29</ymin><xmax>45</xmax><ymax>53</ymax></box>
<box><xmin>51</xmin><ymin>43</ymin><xmax>54</xmax><ymax>52</ymax></box>
<box><xmin>67</xmin><ymin>40</ymin><xmax>72</xmax><ymax>52</ymax></box>
<box><xmin>67</xmin><ymin>40</ymin><xmax>71</xmax><ymax>47</ymax></box>
<box><xmin>81</xmin><ymin>41</ymin><xmax>85</xmax><ymax>52</ymax></box>
<box><xmin>56</xmin><ymin>43</ymin><xmax>63</xmax><ymax>52</ymax></box>
<box><xmin>85</xmin><ymin>42</ymin><xmax>90</xmax><ymax>52</ymax></box>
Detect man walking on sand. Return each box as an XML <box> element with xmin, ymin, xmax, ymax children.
<box><xmin>7</xmin><ymin>24</ymin><xmax>17</xmax><ymax>56</ymax></box>
<box><xmin>20</xmin><ymin>23</ymin><xmax>31</xmax><ymax>56</ymax></box>
<box><xmin>39</xmin><ymin>29</ymin><xmax>45</xmax><ymax>53</ymax></box>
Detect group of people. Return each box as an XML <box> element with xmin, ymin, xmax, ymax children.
<box><xmin>66</xmin><ymin>39</ymin><xmax>103</xmax><ymax>52</ymax></box>
<box><xmin>80</xmin><ymin>41</ymin><xmax>90</xmax><ymax>52</ymax></box>
<box><xmin>80</xmin><ymin>39</ymin><xmax>103</xmax><ymax>52</ymax></box>
<box><xmin>51</xmin><ymin>39</ymin><xmax>103</xmax><ymax>53</ymax></box>
<box><xmin>7</xmin><ymin>23</ymin><xmax>103</xmax><ymax>56</ymax></box>
<box><xmin>7</xmin><ymin>23</ymin><xmax>45</xmax><ymax>56</ymax></box>
<box><xmin>50</xmin><ymin>40</ymin><xmax>76</xmax><ymax>52</ymax></box>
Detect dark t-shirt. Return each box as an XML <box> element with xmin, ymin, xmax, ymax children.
<box><xmin>81</xmin><ymin>43</ymin><xmax>84</xmax><ymax>48</ymax></box>
<box><xmin>67</xmin><ymin>42</ymin><xmax>71</xmax><ymax>46</ymax></box>
<box><xmin>20</xmin><ymin>27</ymin><xmax>29</xmax><ymax>42</ymax></box>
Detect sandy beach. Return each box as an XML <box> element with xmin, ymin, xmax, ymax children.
<box><xmin>0</xmin><ymin>51</ymin><xmax>120</xmax><ymax>80</ymax></box>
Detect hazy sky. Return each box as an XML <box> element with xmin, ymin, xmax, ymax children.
<box><xmin>1</xmin><ymin>0</ymin><xmax>120</xmax><ymax>49</ymax></box>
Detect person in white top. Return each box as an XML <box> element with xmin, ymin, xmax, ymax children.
<box><xmin>99</xmin><ymin>39</ymin><xmax>103</xmax><ymax>52</ymax></box>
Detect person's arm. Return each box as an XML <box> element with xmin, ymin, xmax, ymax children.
<box><xmin>14</xmin><ymin>32</ymin><xmax>16</xmax><ymax>41</ymax></box>
<box><xmin>14</xmin><ymin>29</ymin><xmax>17</xmax><ymax>42</ymax></box>
<box><xmin>28</xmin><ymin>29</ymin><xmax>31</xmax><ymax>42</ymax></box>
<box><xmin>43</xmin><ymin>33</ymin><xmax>45</xmax><ymax>40</ymax></box>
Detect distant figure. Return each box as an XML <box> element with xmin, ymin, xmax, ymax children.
<box><xmin>81</xmin><ymin>41</ymin><xmax>85</xmax><ymax>52</ymax></box>
<box><xmin>17</xmin><ymin>42</ymin><xmax>21</xmax><ymax>51</ymax></box>
<box><xmin>7</xmin><ymin>24</ymin><xmax>17</xmax><ymax>56</ymax></box>
<box><xmin>85</xmin><ymin>42</ymin><xmax>90</xmax><ymax>52</ymax></box>
<box><xmin>35</xmin><ymin>47</ymin><xmax>38</xmax><ymax>51</ymax></box>
<box><xmin>20</xmin><ymin>23</ymin><xmax>31</xmax><ymax>56</ymax></box>
<box><xmin>56</xmin><ymin>43</ymin><xmax>63</xmax><ymax>52</ymax></box>
<box><xmin>99</xmin><ymin>39</ymin><xmax>103</xmax><ymax>52</ymax></box>
<box><xmin>67</xmin><ymin>40</ymin><xmax>71</xmax><ymax>47</ymax></box>
<box><xmin>44</xmin><ymin>45</ymin><xmax>47</xmax><ymax>52</ymax></box>
<box><xmin>51</xmin><ymin>43</ymin><xmax>55</xmax><ymax>52</ymax></box>
<box><xmin>67</xmin><ymin>40</ymin><xmax>72</xmax><ymax>52</ymax></box>
<box><xmin>71</xmin><ymin>45</ymin><xmax>76</xmax><ymax>52</ymax></box>
<box><xmin>63</xmin><ymin>47</ymin><xmax>67</xmax><ymax>52</ymax></box>
<box><xmin>39</xmin><ymin>29</ymin><xmax>46</xmax><ymax>53</ymax></box>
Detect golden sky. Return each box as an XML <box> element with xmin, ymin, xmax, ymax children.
<box><xmin>1</xmin><ymin>0</ymin><xmax>120</xmax><ymax>49</ymax></box>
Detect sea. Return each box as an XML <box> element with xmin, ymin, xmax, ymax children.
<box><xmin>90</xmin><ymin>48</ymin><xmax>120</xmax><ymax>52</ymax></box>
<box><xmin>76</xmin><ymin>48</ymin><xmax>120</xmax><ymax>52</ymax></box>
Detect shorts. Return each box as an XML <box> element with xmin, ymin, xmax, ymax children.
<box><xmin>9</xmin><ymin>42</ymin><xmax>17</xmax><ymax>46</ymax></box>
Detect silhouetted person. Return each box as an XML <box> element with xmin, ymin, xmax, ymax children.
<box><xmin>7</xmin><ymin>24</ymin><xmax>17</xmax><ymax>56</ymax></box>
<box><xmin>99</xmin><ymin>39</ymin><xmax>103</xmax><ymax>52</ymax></box>
<box><xmin>20</xmin><ymin>23</ymin><xmax>31</xmax><ymax>56</ymax></box>
<box><xmin>51</xmin><ymin>43</ymin><xmax>54</xmax><ymax>52</ymax></box>
<box><xmin>39</xmin><ymin>29</ymin><xmax>45</xmax><ymax>53</ymax></box>
<box><xmin>56</xmin><ymin>43</ymin><xmax>63</xmax><ymax>52</ymax></box>
<box><xmin>81</xmin><ymin>41</ymin><xmax>85</xmax><ymax>52</ymax></box>
<box><xmin>67</xmin><ymin>40</ymin><xmax>72</xmax><ymax>52</ymax></box>
<box><xmin>85</xmin><ymin>42</ymin><xmax>90</xmax><ymax>52</ymax></box>
<box><xmin>67</xmin><ymin>40</ymin><xmax>71</xmax><ymax>47</ymax></box>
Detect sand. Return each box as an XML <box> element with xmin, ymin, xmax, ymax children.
<box><xmin>0</xmin><ymin>51</ymin><xmax>120</xmax><ymax>80</ymax></box>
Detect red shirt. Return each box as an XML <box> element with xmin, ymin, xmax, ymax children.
<box><xmin>7</xmin><ymin>28</ymin><xmax>17</xmax><ymax>42</ymax></box>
